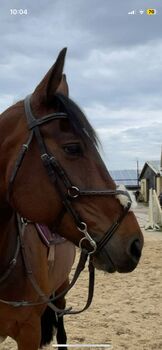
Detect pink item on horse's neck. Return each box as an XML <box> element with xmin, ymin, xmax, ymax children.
<box><xmin>35</xmin><ymin>223</ymin><xmax>66</xmax><ymax>247</ymax></box>
<box><xmin>35</xmin><ymin>223</ymin><xmax>76</xmax><ymax>292</ymax></box>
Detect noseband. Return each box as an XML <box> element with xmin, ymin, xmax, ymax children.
<box><xmin>8</xmin><ymin>94</ymin><xmax>132</xmax><ymax>256</ymax></box>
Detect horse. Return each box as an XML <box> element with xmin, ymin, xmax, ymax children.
<box><xmin>0</xmin><ymin>48</ymin><xmax>144</xmax><ymax>350</ymax></box>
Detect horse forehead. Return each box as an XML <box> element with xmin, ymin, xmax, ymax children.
<box><xmin>42</xmin><ymin>121</ymin><xmax>79</xmax><ymax>144</ymax></box>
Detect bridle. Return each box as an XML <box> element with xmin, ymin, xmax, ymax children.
<box><xmin>3</xmin><ymin>94</ymin><xmax>133</xmax><ymax>314</ymax></box>
<box><xmin>9</xmin><ymin>94</ymin><xmax>132</xmax><ymax>256</ymax></box>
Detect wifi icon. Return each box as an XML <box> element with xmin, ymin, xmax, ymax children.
<box><xmin>139</xmin><ymin>9</ymin><xmax>144</xmax><ymax>15</ymax></box>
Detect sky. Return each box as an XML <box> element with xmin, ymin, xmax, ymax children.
<box><xmin>0</xmin><ymin>0</ymin><xmax>162</xmax><ymax>171</ymax></box>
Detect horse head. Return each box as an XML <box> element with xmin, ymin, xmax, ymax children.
<box><xmin>0</xmin><ymin>48</ymin><xmax>143</xmax><ymax>274</ymax></box>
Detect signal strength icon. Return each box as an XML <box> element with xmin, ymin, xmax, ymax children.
<box><xmin>128</xmin><ymin>10</ymin><xmax>136</xmax><ymax>15</ymax></box>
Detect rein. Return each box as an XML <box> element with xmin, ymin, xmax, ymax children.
<box><xmin>3</xmin><ymin>94</ymin><xmax>132</xmax><ymax>314</ymax></box>
<box><xmin>0</xmin><ymin>214</ymin><xmax>94</xmax><ymax>315</ymax></box>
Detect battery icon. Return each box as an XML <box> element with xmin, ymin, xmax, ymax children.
<box><xmin>146</xmin><ymin>9</ymin><xmax>157</xmax><ymax>15</ymax></box>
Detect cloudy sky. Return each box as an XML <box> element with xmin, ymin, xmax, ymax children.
<box><xmin>0</xmin><ymin>0</ymin><xmax>162</xmax><ymax>170</ymax></box>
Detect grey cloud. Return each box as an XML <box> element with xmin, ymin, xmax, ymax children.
<box><xmin>99</xmin><ymin>122</ymin><xmax>162</xmax><ymax>170</ymax></box>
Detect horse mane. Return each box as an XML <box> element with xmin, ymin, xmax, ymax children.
<box><xmin>54</xmin><ymin>93</ymin><xmax>99</xmax><ymax>149</ymax></box>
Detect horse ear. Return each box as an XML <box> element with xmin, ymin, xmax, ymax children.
<box><xmin>33</xmin><ymin>47</ymin><xmax>67</xmax><ymax>103</ymax></box>
<box><xmin>56</xmin><ymin>74</ymin><xmax>69</xmax><ymax>96</ymax></box>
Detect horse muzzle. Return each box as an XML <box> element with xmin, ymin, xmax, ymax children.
<box><xmin>91</xmin><ymin>234</ymin><xmax>143</xmax><ymax>274</ymax></box>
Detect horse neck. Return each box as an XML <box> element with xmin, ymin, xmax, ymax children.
<box><xmin>0</xmin><ymin>202</ymin><xmax>17</xmax><ymax>273</ymax></box>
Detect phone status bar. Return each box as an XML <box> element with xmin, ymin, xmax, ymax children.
<box><xmin>128</xmin><ymin>9</ymin><xmax>158</xmax><ymax>16</ymax></box>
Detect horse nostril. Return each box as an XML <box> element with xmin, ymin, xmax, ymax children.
<box><xmin>130</xmin><ymin>239</ymin><xmax>141</xmax><ymax>260</ymax></box>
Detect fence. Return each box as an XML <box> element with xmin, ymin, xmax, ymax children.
<box><xmin>145</xmin><ymin>188</ymin><xmax>162</xmax><ymax>231</ymax></box>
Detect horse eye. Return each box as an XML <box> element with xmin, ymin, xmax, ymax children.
<box><xmin>63</xmin><ymin>144</ymin><xmax>83</xmax><ymax>156</ymax></box>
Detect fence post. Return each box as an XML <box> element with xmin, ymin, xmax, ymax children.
<box><xmin>145</xmin><ymin>188</ymin><xmax>161</xmax><ymax>231</ymax></box>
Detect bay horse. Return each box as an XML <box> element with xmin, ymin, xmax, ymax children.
<box><xmin>0</xmin><ymin>48</ymin><xmax>143</xmax><ymax>350</ymax></box>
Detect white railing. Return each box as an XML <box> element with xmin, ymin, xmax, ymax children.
<box><xmin>145</xmin><ymin>188</ymin><xmax>162</xmax><ymax>231</ymax></box>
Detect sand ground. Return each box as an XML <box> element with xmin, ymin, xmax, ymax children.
<box><xmin>1</xmin><ymin>204</ymin><xmax>162</xmax><ymax>350</ymax></box>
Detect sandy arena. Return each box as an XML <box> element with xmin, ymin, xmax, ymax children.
<box><xmin>1</xmin><ymin>205</ymin><xmax>162</xmax><ymax>350</ymax></box>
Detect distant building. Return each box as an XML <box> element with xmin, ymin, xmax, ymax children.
<box><xmin>139</xmin><ymin>160</ymin><xmax>162</xmax><ymax>202</ymax></box>
<box><xmin>109</xmin><ymin>169</ymin><xmax>139</xmax><ymax>190</ymax></box>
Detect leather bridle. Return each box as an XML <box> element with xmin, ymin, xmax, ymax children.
<box><xmin>3</xmin><ymin>94</ymin><xmax>133</xmax><ymax>314</ymax></box>
<box><xmin>8</xmin><ymin>94</ymin><xmax>132</xmax><ymax>257</ymax></box>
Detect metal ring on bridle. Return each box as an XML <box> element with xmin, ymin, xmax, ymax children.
<box><xmin>78</xmin><ymin>222</ymin><xmax>97</xmax><ymax>255</ymax></box>
<box><xmin>68</xmin><ymin>186</ymin><xmax>80</xmax><ymax>198</ymax></box>
<box><xmin>79</xmin><ymin>237</ymin><xmax>97</xmax><ymax>255</ymax></box>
